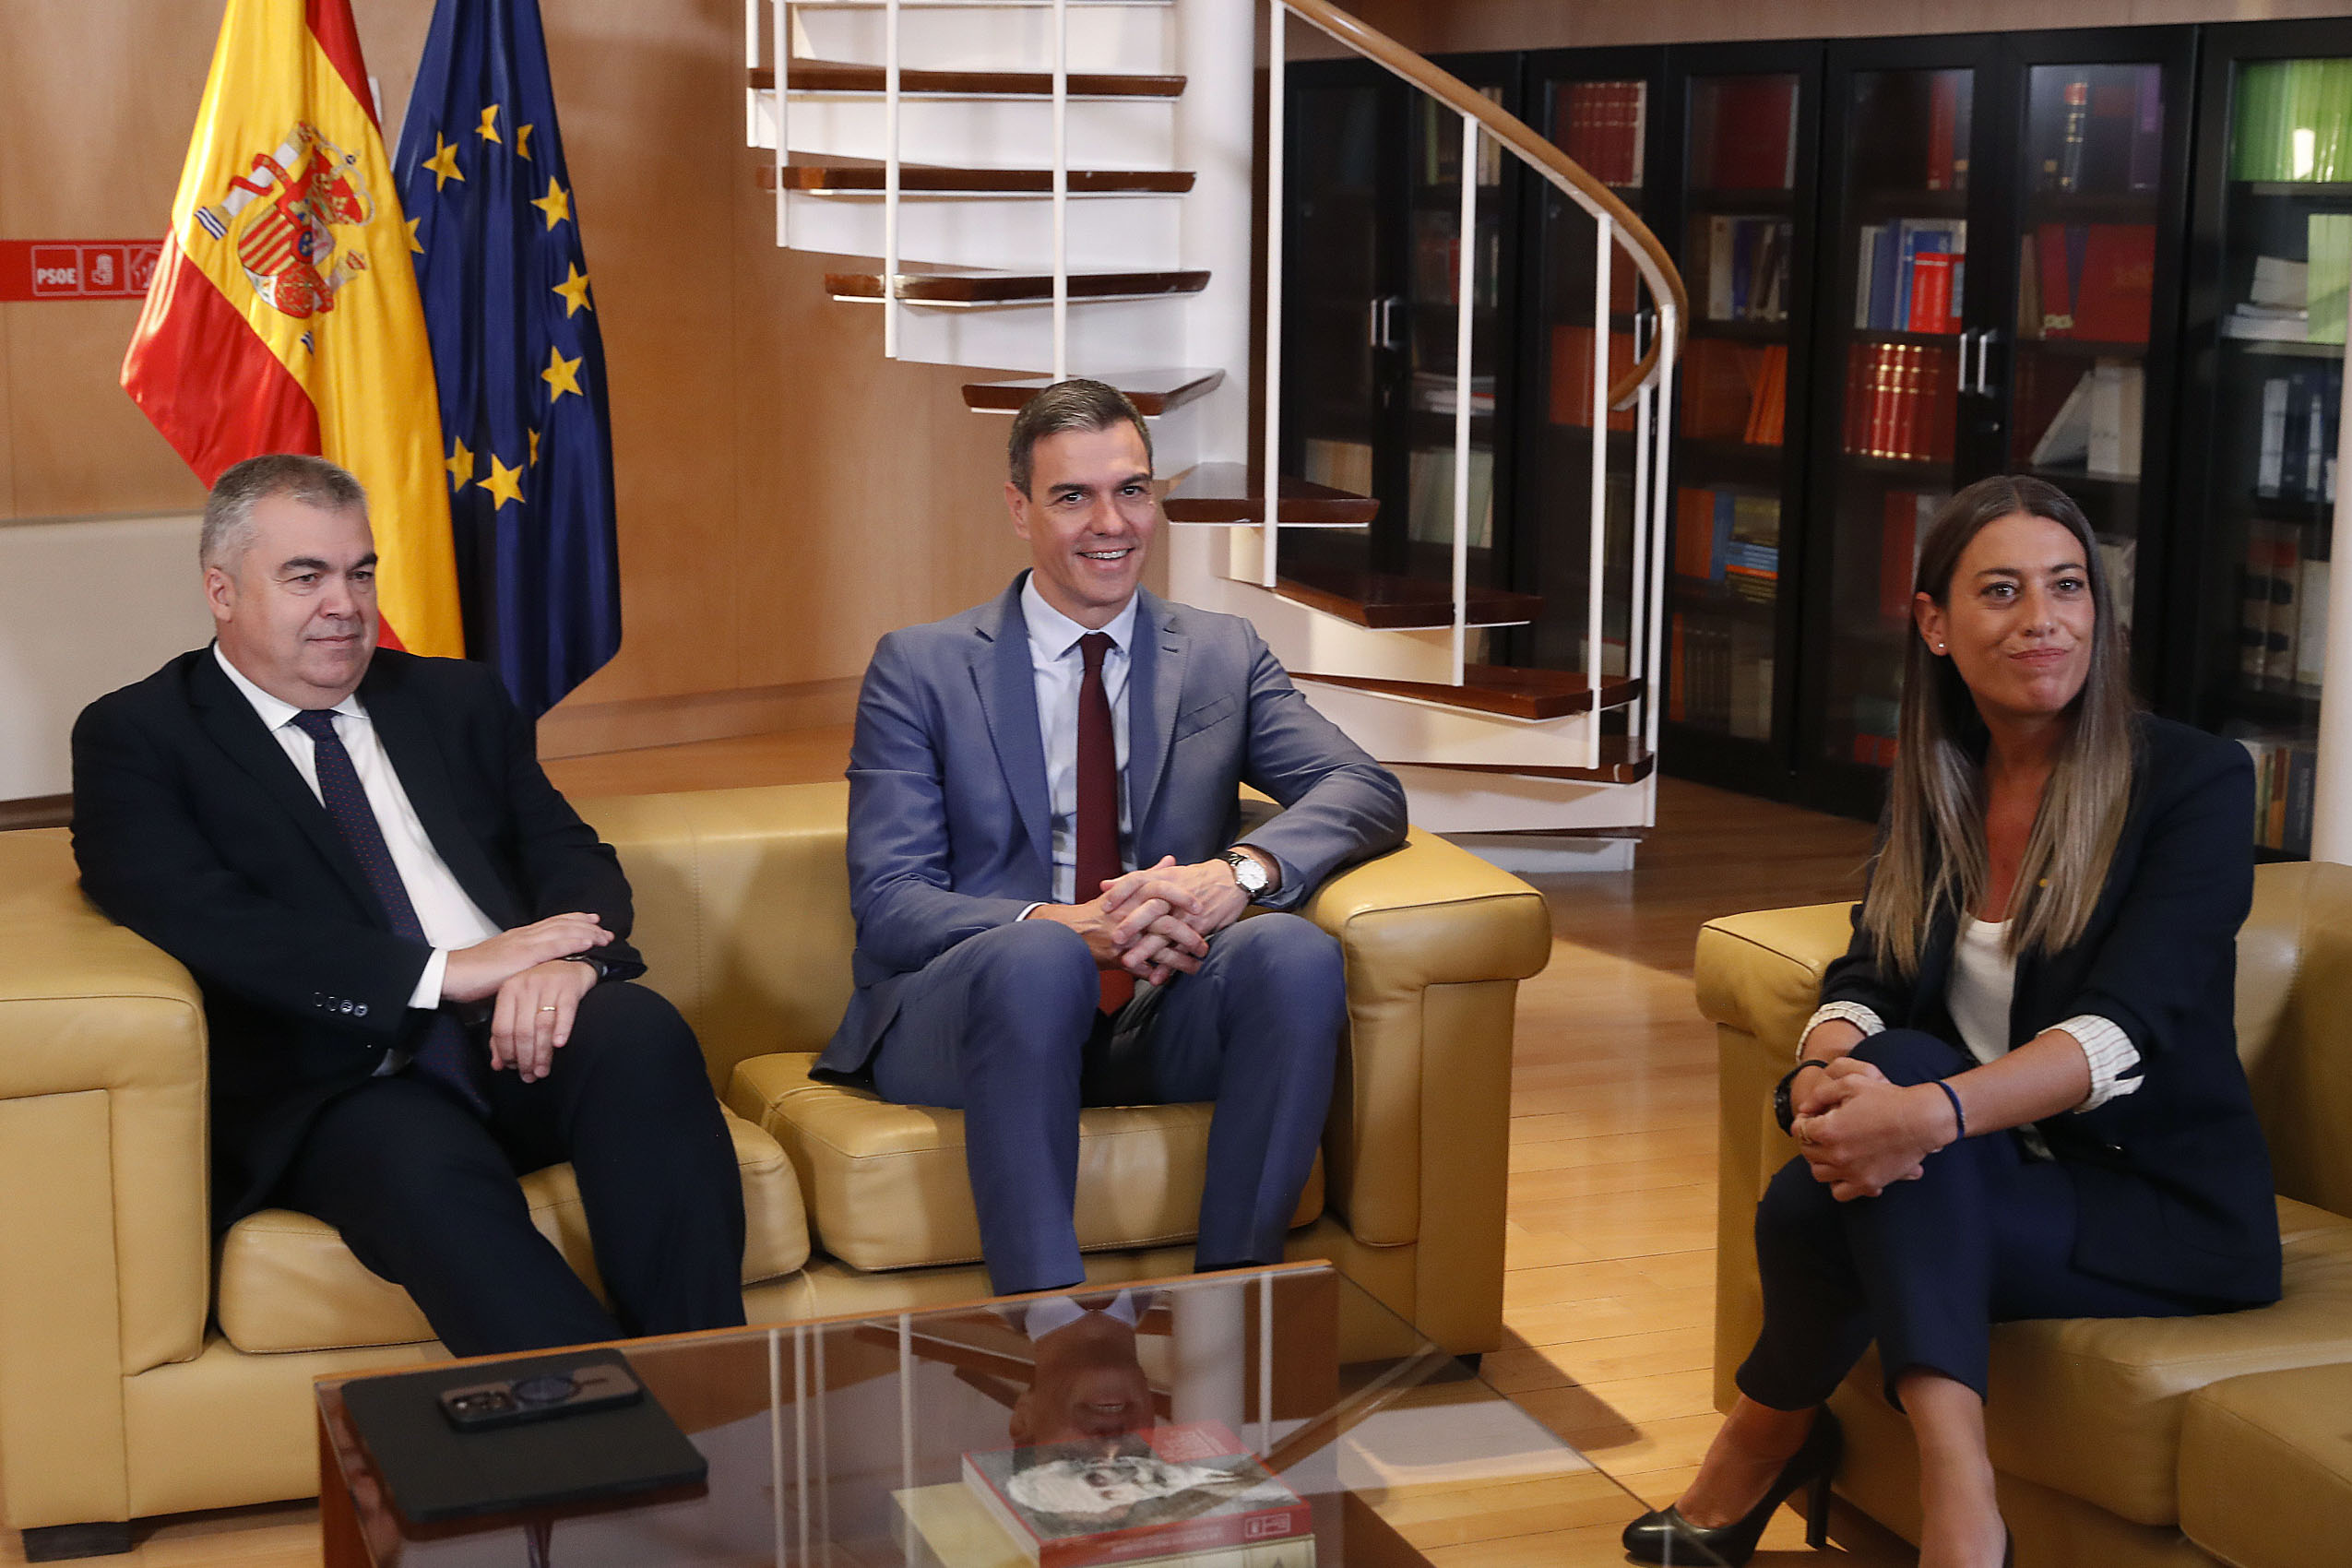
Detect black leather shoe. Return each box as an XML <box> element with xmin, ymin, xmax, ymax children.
<box><xmin>1620</xmin><ymin>1408</ymin><xmax>1842</xmax><ymax>1565</ymax></box>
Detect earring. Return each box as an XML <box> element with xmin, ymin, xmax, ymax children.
<box><xmin>1934</xmin><ymin>642</ymin><xmax>1946</xmax><ymax>654</ymax></box>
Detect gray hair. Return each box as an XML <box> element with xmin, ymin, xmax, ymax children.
<box><xmin>1007</xmin><ymin>379</ymin><xmax>1152</xmax><ymax>496</ymax></box>
<box><xmin>200</xmin><ymin>454</ymin><xmax>368</xmax><ymax>571</ymax></box>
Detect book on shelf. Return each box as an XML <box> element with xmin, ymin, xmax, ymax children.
<box><xmin>2298</xmin><ymin>552</ymin><xmax>2332</xmax><ymax>698</ymax></box>
<box><xmin>2239</xmin><ymin>519</ymin><xmax>2312</xmax><ymax>695</ymax></box>
<box><xmin>1411</xmin><ymin>220</ymin><xmax>1500</xmax><ymax>310</ymax></box>
<box><xmin>1854</xmin><ymin>220</ymin><xmax>1966</xmax><ymax>332</ymax></box>
<box><xmin>2234</xmin><ymin>731</ymin><xmax>2318</xmax><ymax>857</ymax></box>
<box><xmin>1422</xmin><ymin>88</ymin><xmax>1505</xmax><ymax>188</ymax></box>
<box><xmin>1554</xmin><ymin>79</ymin><xmax>1645</xmax><ymax>189</ymax></box>
<box><xmin>1692</xmin><ymin>76</ymin><xmax>1799</xmax><ymax>192</ymax></box>
<box><xmin>1842</xmin><ymin>342</ymin><xmax>1955</xmax><ymax>464</ymax></box>
<box><xmin>2026</xmin><ymin>359</ymin><xmax>2144</xmax><ymax>479</ymax></box>
<box><xmin>2038</xmin><ymin>69</ymin><xmax>2161</xmax><ymax>196</ymax></box>
<box><xmin>2023</xmin><ymin>223</ymin><xmax>2155</xmax><ymax>342</ymax></box>
<box><xmin>1671</xmin><ymin>485</ymin><xmax>1779</xmax><ymax>603</ymax></box>
<box><xmin>961</xmin><ymin>1422</ymin><xmax>1311</xmax><ymax>1568</ymax></box>
<box><xmin>1925</xmin><ymin>72</ymin><xmax>1970</xmax><ymax>193</ymax></box>
<box><xmin>1301</xmin><ymin>438</ymin><xmax>1372</xmax><ymax>499</ymax></box>
<box><xmin>1408</xmin><ymin>445</ymin><xmax>1495</xmax><ymax>551</ymax></box>
<box><xmin>1878</xmin><ymin>490</ymin><xmax>1946</xmax><ymax>621</ymax></box>
<box><xmin>2255</xmin><ymin>371</ymin><xmax>2342</xmax><ymax>504</ymax></box>
<box><xmin>1410</xmin><ymin>371</ymin><xmax>1495</xmax><ymax>417</ymax></box>
<box><xmin>1681</xmin><ymin>338</ymin><xmax>1786</xmax><ymax>446</ymax></box>
<box><xmin>2308</xmin><ymin>213</ymin><xmax>2352</xmax><ymax>346</ymax></box>
<box><xmin>1851</xmin><ymin>690</ymin><xmax>1902</xmax><ymax>769</ymax></box>
<box><xmin>2230</xmin><ymin>58</ymin><xmax>2352</xmax><ymax>184</ymax></box>
<box><xmin>1550</xmin><ymin>324</ymin><xmax>1637</xmax><ymax>430</ymax></box>
<box><xmin>1705</xmin><ymin>217</ymin><xmax>1793</xmax><ymax>323</ymax></box>
<box><xmin>1667</xmin><ymin>612</ymin><xmax>1770</xmax><ymax>739</ymax></box>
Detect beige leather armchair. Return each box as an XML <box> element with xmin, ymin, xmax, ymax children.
<box><xmin>0</xmin><ymin>780</ymin><xmax>1548</xmax><ymax>1554</ymax></box>
<box><xmin>1698</xmin><ymin>861</ymin><xmax>2352</xmax><ymax>1568</ymax></box>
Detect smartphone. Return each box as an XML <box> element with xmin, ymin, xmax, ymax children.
<box><xmin>438</xmin><ymin>1360</ymin><xmax>644</xmax><ymax>1431</ymax></box>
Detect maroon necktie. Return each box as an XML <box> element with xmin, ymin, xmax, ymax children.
<box><xmin>291</xmin><ymin>708</ymin><xmax>493</xmax><ymax>1115</ymax></box>
<box><xmin>1075</xmin><ymin>633</ymin><xmax>1133</xmax><ymax>1012</ymax></box>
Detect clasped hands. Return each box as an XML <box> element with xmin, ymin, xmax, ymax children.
<box><xmin>1025</xmin><ymin>854</ymin><xmax>1258</xmax><ymax>986</ymax></box>
<box><xmin>441</xmin><ymin>911</ymin><xmax>614</xmax><ymax>1083</ymax></box>
<box><xmin>1788</xmin><ymin>1058</ymin><xmax>1962</xmax><ymax>1203</ymax></box>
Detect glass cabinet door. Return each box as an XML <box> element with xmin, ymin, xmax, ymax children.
<box><xmin>1283</xmin><ymin>65</ymin><xmax>1391</xmax><ymax>511</ymax></box>
<box><xmin>1515</xmin><ymin>50</ymin><xmax>1662</xmax><ymax>680</ymax></box>
<box><xmin>1666</xmin><ymin>64</ymin><xmax>1809</xmax><ymax>770</ymax></box>
<box><xmin>1807</xmin><ymin>58</ymin><xmax>1986</xmax><ymax>799</ymax></box>
<box><xmin>2181</xmin><ymin>39</ymin><xmax>2352</xmax><ymax>859</ymax></box>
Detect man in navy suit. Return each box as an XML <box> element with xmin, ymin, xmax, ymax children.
<box><xmin>71</xmin><ymin>454</ymin><xmax>744</xmax><ymax>1357</ymax></box>
<box><xmin>821</xmin><ymin>380</ymin><xmax>1408</xmax><ymax>1295</ymax></box>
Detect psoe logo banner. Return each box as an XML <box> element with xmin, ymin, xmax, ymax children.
<box><xmin>0</xmin><ymin>241</ymin><xmax>164</xmax><ymax>302</ymax></box>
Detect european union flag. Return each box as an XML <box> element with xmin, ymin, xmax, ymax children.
<box><xmin>393</xmin><ymin>0</ymin><xmax>618</xmax><ymax>717</ymax></box>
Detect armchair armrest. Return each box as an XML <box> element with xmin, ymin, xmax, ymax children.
<box><xmin>1297</xmin><ymin>826</ymin><xmax>1550</xmax><ymax>1354</ymax></box>
<box><xmin>0</xmin><ymin>829</ymin><xmax>211</xmax><ymax>1530</ymax></box>
<box><xmin>1693</xmin><ymin>901</ymin><xmax>1856</xmax><ymax>1411</ymax></box>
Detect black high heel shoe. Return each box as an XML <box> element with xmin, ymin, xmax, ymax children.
<box><xmin>1620</xmin><ymin>1408</ymin><xmax>1843</xmax><ymax>1565</ymax></box>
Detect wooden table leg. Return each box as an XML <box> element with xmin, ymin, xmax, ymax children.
<box><xmin>319</xmin><ymin>1408</ymin><xmax>369</xmax><ymax>1568</ymax></box>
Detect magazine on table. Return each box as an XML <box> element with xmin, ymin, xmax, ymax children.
<box><xmin>960</xmin><ymin>1420</ymin><xmax>1312</xmax><ymax>1568</ymax></box>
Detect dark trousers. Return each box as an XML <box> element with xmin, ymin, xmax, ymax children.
<box><xmin>1738</xmin><ymin>1028</ymin><xmax>2205</xmax><ymax>1411</ymax></box>
<box><xmin>870</xmin><ymin>913</ymin><xmax>1347</xmax><ymax>1296</ymax></box>
<box><xmin>276</xmin><ymin>980</ymin><xmax>747</xmax><ymax>1359</ymax></box>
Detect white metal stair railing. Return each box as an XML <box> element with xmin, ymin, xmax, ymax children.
<box><xmin>743</xmin><ymin>0</ymin><xmax>1689</xmax><ymax>834</ymax></box>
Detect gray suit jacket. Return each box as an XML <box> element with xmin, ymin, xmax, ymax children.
<box><xmin>818</xmin><ymin>574</ymin><xmax>1408</xmax><ymax>1075</ymax></box>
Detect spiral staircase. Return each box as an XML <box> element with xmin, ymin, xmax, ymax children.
<box><xmin>743</xmin><ymin>0</ymin><xmax>1685</xmax><ymax>838</ymax></box>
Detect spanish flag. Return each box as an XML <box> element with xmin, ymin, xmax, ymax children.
<box><xmin>123</xmin><ymin>0</ymin><xmax>461</xmax><ymax>657</ymax></box>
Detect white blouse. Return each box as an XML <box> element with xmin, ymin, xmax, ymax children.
<box><xmin>1801</xmin><ymin>916</ymin><xmax>2143</xmax><ymax>1112</ymax></box>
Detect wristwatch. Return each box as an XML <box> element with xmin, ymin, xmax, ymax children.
<box><xmin>1220</xmin><ymin>849</ymin><xmax>1272</xmax><ymax>902</ymax></box>
<box><xmin>1774</xmin><ymin>1059</ymin><xmax>1832</xmax><ymax>1135</ymax></box>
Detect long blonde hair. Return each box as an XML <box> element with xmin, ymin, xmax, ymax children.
<box><xmin>1861</xmin><ymin>476</ymin><xmax>2138</xmax><ymax>976</ymax></box>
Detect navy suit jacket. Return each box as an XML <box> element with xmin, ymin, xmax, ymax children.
<box><xmin>70</xmin><ymin>647</ymin><xmax>644</xmax><ymax>1225</ymax></box>
<box><xmin>820</xmin><ymin>575</ymin><xmax>1408</xmax><ymax>1075</ymax></box>
<box><xmin>1820</xmin><ymin>714</ymin><xmax>2280</xmax><ymax>1306</ymax></box>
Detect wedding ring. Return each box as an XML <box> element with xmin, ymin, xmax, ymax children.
<box><xmin>538</xmin><ymin>1004</ymin><xmax>560</xmax><ymax>1012</ymax></box>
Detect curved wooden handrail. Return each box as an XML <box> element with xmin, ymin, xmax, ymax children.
<box><xmin>1279</xmin><ymin>0</ymin><xmax>1686</xmax><ymax>407</ymax></box>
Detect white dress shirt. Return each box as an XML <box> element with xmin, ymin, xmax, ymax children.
<box><xmin>211</xmin><ymin>646</ymin><xmax>502</xmax><ymax>1029</ymax></box>
<box><xmin>1021</xmin><ymin>577</ymin><xmax>1137</xmax><ymax>906</ymax></box>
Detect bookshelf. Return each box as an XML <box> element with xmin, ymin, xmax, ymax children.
<box><xmin>2173</xmin><ymin>27</ymin><xmax>2352</xmax><ymax>860</ymax></box>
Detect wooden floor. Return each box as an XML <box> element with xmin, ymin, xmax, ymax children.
<box><xmin>2</xmin><ymin>731</ymin><xmax>1908</xmax><ymax>1567</ymax></box>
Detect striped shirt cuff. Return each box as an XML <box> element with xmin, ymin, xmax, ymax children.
<box><xmin>2050</xmin><ymin>1015</ymin><xmax>2144</xmax><ymax>1111</ymax></box>
<box><xmin>1800</xmin><ymin>1001</ymin><xmax>1884</xmax><ymax>1056</ymax></box>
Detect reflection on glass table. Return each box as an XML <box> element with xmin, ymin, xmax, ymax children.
<box><xmin>317</xmin><ymin>1261</ymin><xmax>1726</xmax><ymax>1567</ymax></box>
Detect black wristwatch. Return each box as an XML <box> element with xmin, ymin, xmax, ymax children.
<box><xmin>561</xmin><ymin>955</ymin><xmax>608</xmax><ymax>981</ymax></box>
<box><xmin>1774</xmin><ymin>1060</ymin><xmax>1833</xmax><ymax>1134</ymax></box>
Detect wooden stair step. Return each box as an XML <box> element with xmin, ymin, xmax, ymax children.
<box><xmin>753</xmin><ymin>61</ymin><xmax>1183</xmax><ymax>98</ymax></box>
<box><xmin>1161</xmin><ymin>464</ymin><xmax>1377</xmax><ymax>528</ymax></box>
<box><xmin>962</xmin><ymin>368</ymin><xmax>1222</xmax><ymax>417</ymax></box>
<box><xmin>759</xmin><ymin>160</ymin><xmax>1194</xmax><ymax>195</ymax></box>
<box><xmin>1389</xmin><ymin>738</ymin><xmax>1655</xmax><ymax>785</ymax></box>
<box><xmin>1294</xmin><ymin>665</ymin><xmax>1640</xmax><ymax>721</ymax></box>
<box><xmin>1271</xmin><ymin>564</ymin><xmax>1541</xmax><ymax>631</ymax></box>
<box><xmin>826</xmin><ymin>267</ymin><xmax>1208</xmax><ymax>305</ymax></box>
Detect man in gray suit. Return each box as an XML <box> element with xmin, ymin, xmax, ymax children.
<box><xmin>819</xmin><ymin>379</ymin><xmax>1408</xmax><ymax>1295</ymax></box>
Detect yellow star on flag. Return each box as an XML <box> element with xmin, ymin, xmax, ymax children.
<box><xmin>405</xmin><ymin>216</ymin><xmax>424</xmax><ymax>254</ymax></box>
<box><xmin>541</xmin><ymin>346</ymin><xmax>585</xmax><ymax>402</ymax></box>
<box><xmin>529</xmin><ymin>428</ymin><xmax>541</xmax><ymax>466</ymax></box>
<box><xmin>477</xmin><ymin>104</ymin><xmax>502</xmax><ymax>143</ymax></box>
<box><xmin>517</xmin><ymin>124</ymin><xmax>534</xmax><ymax>160</ymax></box>
<box><xmin>444</xmin><ymin>437</ymin><xmax>474</xmax><ymax>487</ymax></box>
<box><xmin>552</xmin><ymin>263</ymin><xmax>593</xmax><ymax>317</ymax></box>
<box><xmin>478</xmin><ymin>454</ymin><xmax>526</xmax><ymax>510</ymax></box>
<box><xmin>423</xmin><ymin>134</ymin><xmax>464</xmax><ymax>190</ymax></box>
<box><xmin>530</xmin><ymin>177</ymin><xmax>571</xmax><ymax>230</ymax></box>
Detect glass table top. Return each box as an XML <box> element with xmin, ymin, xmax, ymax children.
<box><xmin>316</xmin><ymin>1262</ymin><xmax>1716</xmax><ymax>1566</ymax></box>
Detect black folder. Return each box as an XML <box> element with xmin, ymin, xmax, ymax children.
<box><xmin>339</xmin><ymin>1348</ymin><xmax>708</xmax><ymax>1526</ymax></box>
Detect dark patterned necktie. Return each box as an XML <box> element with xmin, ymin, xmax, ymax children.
<box><xmin>290</xmin><ymin>708</ymin><xmax>491</xmax><ymax>1114</ymax></box>
<box><xmin>1075</xmin><ymin>633</ymin><xmax>1132</xmax><ymax>1013</ymax></box>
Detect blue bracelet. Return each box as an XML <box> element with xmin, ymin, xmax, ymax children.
<box><xmin>1933</xmin><ymin>1078</ymin><xmax>1967</xmax><ymax>1142</ymax></box>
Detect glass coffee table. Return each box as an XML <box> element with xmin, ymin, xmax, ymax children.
<box><xmin>317</xmin><ymin>1262</ymin><xmax>1722</xmax><ymax>1566</ymax></box>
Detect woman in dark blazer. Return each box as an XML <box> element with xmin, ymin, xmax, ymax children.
<box><xmin>1624</xmin><ymin>476</ymin><xmax>2279</xmax><ymax>1568</ymax></box>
